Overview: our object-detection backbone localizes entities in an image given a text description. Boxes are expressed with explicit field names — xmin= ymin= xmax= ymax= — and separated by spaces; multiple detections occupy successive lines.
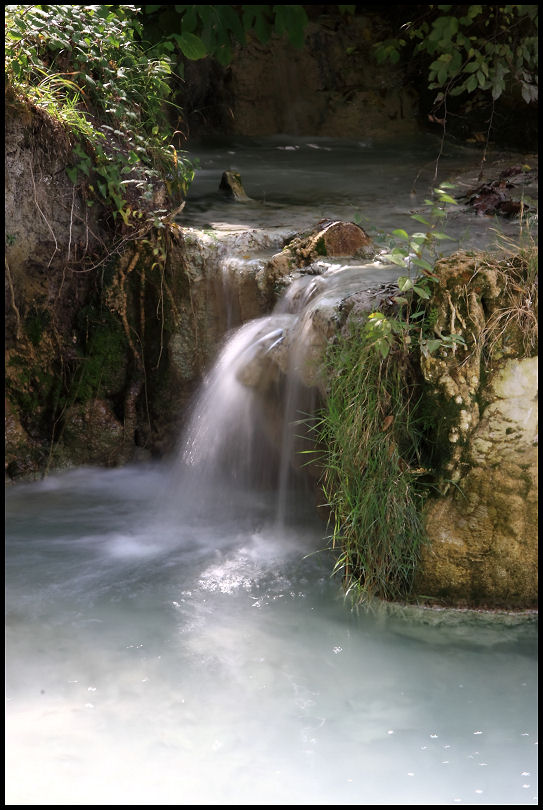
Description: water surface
xmin=182 ymin=133 xmax=531 ymax=253
xmin=5 ymin=465 xmax=537 ymax=805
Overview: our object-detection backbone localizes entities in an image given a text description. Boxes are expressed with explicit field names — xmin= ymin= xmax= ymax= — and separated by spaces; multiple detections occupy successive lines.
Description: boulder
xmin=62 ymin=399 xmax=125 ymax=466
xmin=219 ymin=170 xmax=253 ymax=202
xmin=268 ymin=220 xmax=374 ymax=283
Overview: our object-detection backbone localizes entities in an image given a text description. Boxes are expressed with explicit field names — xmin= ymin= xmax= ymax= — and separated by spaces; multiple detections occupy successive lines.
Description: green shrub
xmin=5 ymin=4 xmax=194 ymax=227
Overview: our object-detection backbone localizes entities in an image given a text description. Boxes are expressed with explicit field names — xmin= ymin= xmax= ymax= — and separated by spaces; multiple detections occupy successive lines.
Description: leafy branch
xmin=363 ymin=184 xmax=467 ymax=360
xmin=375 ymin=5 xmax=538 ymax=104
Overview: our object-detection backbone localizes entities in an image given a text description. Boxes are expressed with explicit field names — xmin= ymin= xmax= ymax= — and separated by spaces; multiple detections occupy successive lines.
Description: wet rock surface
xmin=219 ymin=170 xmax=253 ymax=202
xmin=268 ymin=220 xmax=375 ymax=286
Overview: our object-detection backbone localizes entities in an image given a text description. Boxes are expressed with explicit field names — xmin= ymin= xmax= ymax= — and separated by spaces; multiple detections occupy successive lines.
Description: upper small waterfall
xmin=179 ymin=314 xmax=293 ymax=488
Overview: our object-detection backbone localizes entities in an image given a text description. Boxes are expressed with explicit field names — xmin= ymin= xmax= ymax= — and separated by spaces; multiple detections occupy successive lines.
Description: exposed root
xmin=5 ymin=256 xmax=22 ymax=341
xmin=30 ymin=159 xmax=58 ymax=267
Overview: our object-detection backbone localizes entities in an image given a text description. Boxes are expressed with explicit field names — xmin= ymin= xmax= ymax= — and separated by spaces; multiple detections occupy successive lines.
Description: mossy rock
xmin=61 ymin=398 xmax=126 ymax=466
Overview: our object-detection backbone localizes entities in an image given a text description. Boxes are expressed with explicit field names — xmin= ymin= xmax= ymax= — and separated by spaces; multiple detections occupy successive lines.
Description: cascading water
xmin=5 ymin=136 xmax=537 ymax=806
xmin=178 ymin=316 xmax=288 ymax=490
xmin=170 ymin=252 xmax=402 ymax=527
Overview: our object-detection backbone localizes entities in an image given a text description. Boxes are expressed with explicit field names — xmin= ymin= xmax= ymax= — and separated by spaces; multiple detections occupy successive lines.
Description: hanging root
xmin=108 ymin=247 xmax=143 ymax=369
xmin=5 ymin=257 xmax=22 ymax=341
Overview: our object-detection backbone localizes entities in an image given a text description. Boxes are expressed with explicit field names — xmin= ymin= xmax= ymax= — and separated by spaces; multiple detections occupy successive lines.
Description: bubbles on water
xmin=198 ymin=554 xmax=257 ymax=595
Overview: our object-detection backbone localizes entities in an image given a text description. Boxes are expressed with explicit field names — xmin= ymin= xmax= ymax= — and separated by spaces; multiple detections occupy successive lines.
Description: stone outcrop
xmin=180 ymin=13 xmax=419 ymax=139
xmin=231 ymin=246 xmax=538 ymax=609
xmin=61 ymin=398 xmax=126 ymax=466
xmin=416 ymin=356 xmax=537 ymax=608
xmin=267 ymin=220 xmax=374 ymax=285
xmin=219 ymin=170 xmax=253 ymax=202
xmin=411 ymin=252 xmax=538 ymax=607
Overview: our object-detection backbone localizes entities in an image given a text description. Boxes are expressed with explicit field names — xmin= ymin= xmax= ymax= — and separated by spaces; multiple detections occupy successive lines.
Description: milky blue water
xmin=5 ymin=465 xmax=537 ymax=805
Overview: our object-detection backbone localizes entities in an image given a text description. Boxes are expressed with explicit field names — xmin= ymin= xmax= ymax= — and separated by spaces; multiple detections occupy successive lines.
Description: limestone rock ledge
xmin=416 ymin=356 xmax=538 ymax=608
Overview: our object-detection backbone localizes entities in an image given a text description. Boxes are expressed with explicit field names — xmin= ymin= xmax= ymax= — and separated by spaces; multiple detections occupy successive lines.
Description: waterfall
xmin=169 ymin=245 xmax=401 ymax=527
xmin=180 ymin=315 xmax=291 ymax=485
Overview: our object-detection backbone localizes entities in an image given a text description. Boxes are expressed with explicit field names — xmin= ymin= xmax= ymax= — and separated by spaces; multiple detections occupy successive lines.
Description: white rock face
xmin=472 ymin=357 xmax=538 ymax=461
xmin=417 ymin=356 xmax=538 ymax=608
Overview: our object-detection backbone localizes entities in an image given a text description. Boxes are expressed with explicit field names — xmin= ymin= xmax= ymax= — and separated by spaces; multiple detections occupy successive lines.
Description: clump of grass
xmin=316 ymin=322 xmax=429 ymax=605
xmin=482 ymin=233 xmax=538 ymax=359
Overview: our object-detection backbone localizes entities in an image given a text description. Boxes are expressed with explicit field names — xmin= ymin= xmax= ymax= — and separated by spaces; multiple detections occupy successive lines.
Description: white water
xmin=5 ymin=136 xmax=537 ymax=805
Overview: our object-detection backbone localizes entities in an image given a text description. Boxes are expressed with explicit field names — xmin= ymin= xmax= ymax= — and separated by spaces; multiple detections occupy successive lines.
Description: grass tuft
xmin=315 ymin=322 xmax=429 ymax=605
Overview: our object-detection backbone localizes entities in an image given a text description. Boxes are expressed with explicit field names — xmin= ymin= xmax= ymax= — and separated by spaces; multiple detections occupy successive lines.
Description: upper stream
xmin=5 ymin=135 xmax=537 ymax=806
xmin=182 ymin=133 xmax=534 ymax=247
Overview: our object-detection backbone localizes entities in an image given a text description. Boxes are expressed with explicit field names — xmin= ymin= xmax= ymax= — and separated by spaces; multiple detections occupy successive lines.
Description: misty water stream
xmin=5 ymin=136 xmax=537 ymax=805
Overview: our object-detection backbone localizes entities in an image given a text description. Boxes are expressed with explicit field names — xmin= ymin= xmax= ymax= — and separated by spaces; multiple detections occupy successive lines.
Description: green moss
xmin=416 ymin=383 xmax=465 ymax=470
xmin=315 ymin=236 xmax=327 ymax=256
xmin=73 ymin=308 xmax=128 ymax=402
xmin=24 ymin=307 xmax=51 ymax=347
xmin=6 ymin=352 xmax=62 ymax=432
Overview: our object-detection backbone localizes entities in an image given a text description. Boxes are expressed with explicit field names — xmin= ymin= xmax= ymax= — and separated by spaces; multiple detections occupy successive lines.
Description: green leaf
xmin=377 ymin=340 xmax=390 ymax=359
xmin=387 ymin=255 xmax=408 ymax=267
xmin=410 ymin=214 xmax=431 ymax=225
xmin=412 ymin=285 xmax=431 ymax=299
xmin=398 ymin=276 xmax=414 ymax=291
xmin=423 ymin=339 xmax=443 ymax=354
xmin=392 ymin=229 xmax=409 ymax=239
xmin=449 ymin=83 xmax=467 ymax=96
xmin=216 ymin=5 xmax=245 ymax=43
xmin=411 ymin=256 xmax=435 ymax=272
xmin=434 ymin=191 xmax=458 ymax=205
xmin=215 ymin=43 xmax=232 ymax=66
xmin=273 ymin=4 xmax=308 ymax=48
xmin=173 ymin=31 xmax=207 ymax=60
xmin=66 ymin=166 xmax=78 ymax=184
xmin=243 ymin=6 xmax=273 ymax=43
xmin=468 ymin=5 xmax=483 ymax=19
